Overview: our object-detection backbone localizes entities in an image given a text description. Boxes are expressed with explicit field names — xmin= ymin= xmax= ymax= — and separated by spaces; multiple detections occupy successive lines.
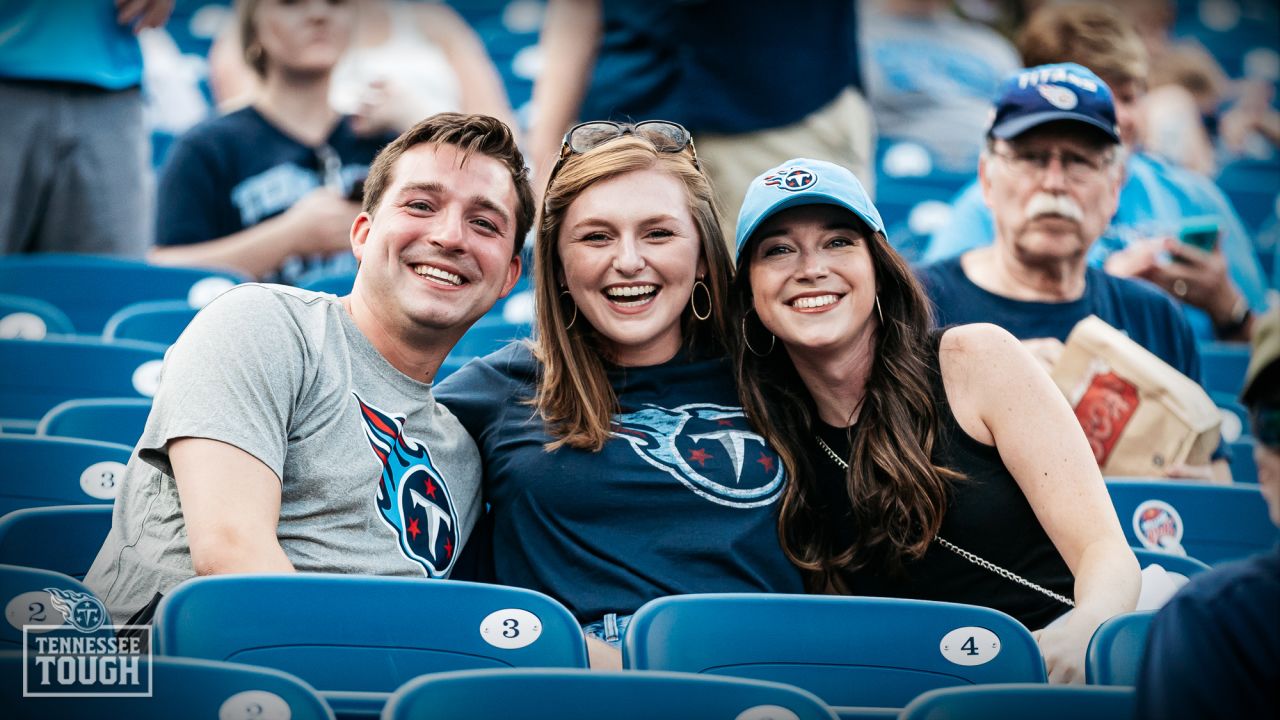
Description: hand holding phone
xmin=1176 ymin=215 xmax=1220 ymax=256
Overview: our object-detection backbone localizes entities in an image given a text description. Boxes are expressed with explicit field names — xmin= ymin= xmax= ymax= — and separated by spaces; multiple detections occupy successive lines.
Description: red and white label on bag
xmin=1072 ymin=370 xmax=1139 ymax=466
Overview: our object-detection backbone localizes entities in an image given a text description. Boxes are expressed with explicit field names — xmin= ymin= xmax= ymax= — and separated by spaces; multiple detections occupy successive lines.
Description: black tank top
xmin=812 ymin=331 xmax=1074 ymax=630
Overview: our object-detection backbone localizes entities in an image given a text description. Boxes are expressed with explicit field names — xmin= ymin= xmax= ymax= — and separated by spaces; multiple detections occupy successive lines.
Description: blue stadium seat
xmin=0 ymin=565 xmax=107 ymax=649
xmin=1230 ymin=438 xmax=1259 ymax=483
xmin=449 ymin=317 xmax=532 ymax=361
xmin=1132 ymin=547 xmax=1211 ymax=578
xmin=155 ymin=575 xmax=589 ymax=695
xmin=0 ymin=435 xmax=131 ymax=516
xmin=0 ymin=505 xmax=113 ymax=580
xmin=37 ymin=398 xmax=152 ymax=448
xmin=1197 ymin=342 xmax=1251 ymax=396
xmin=1086 ymin=611 xmax=1156 ymax=686
xmin=901 ymin=683 xmax=1134 ymax=720
xmin=384 ymin=668 xmax=839 ymax=720
xmin=1210 ymin=391 xmax=1249 ymax=443
xmin=0 ymin=294 xmax=74 ymax=341
xmin=623 ymin=594 xmax=1046 ymax=708
xmin=0 ymin=254 xmax=242 ymax=335
xmin=1106 ymin=479 xmax=1278 ymax=564
xmin=1 ymin=653 xmax=334 ymax=720
xmin=0 ymin=337 xmax=165 ymax=430
xmin=103 ymin=299 xmax=200 ymax=346
xmin=299 ymin=269 xmax=357 ymax=296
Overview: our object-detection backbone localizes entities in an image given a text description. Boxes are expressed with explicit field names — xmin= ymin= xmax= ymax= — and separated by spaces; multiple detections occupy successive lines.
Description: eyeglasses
xmin=991 ymin=145 xmax=1113 ymax=184
xmin=546 ymin=120 xmax=700 ymax=187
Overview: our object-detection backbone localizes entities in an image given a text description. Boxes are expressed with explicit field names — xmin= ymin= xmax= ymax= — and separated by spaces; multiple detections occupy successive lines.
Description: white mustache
xmin=1026 ymin=193 xmax=1084 ymax=222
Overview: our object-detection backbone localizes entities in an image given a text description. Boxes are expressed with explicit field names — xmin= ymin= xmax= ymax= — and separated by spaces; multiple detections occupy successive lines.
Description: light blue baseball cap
xmin=734 ymin=158 xmax=884 ymax=261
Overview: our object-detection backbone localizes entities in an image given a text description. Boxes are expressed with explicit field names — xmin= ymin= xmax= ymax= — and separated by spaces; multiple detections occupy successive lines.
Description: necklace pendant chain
xmin=813 ymin=435 xmax=1074 ymax=608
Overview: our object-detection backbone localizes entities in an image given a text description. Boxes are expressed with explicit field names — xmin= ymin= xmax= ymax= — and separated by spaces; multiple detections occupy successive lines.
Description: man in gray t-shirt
xmin=86 ymin=113 xmax=536 ymax=624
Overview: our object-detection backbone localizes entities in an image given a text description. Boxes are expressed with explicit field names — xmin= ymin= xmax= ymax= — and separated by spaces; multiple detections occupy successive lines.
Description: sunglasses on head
xmin=546 ymin=120 xmax=700 ymax=189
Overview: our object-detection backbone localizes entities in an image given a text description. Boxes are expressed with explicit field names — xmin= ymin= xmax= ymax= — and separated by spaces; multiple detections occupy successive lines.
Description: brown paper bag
xmin=1049 ymin=315 xmax=1221 ymax=477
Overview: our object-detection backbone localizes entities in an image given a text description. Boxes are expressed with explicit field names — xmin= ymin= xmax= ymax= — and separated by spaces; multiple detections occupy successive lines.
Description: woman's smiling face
xmin=557 ymin=167 xmax=705 ymax=366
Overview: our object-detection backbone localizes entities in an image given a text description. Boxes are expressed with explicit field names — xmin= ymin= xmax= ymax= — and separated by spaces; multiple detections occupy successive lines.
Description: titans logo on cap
xmin=1037 ymin=84 xmax=1079 ymax=110
xmin=763 ymin=167 xmax=817 ymax=192
xmin=355 ymin=393 xmax=459 ymax=577
xmin=612 ymin=403 xmax=785 ymax=508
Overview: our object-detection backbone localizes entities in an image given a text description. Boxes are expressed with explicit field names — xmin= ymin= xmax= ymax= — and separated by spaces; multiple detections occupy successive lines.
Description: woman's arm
xmin=939 ymin=323 xmax=1140 ymax=683
xmin=415 ymin=3 xmax=518 ymax=134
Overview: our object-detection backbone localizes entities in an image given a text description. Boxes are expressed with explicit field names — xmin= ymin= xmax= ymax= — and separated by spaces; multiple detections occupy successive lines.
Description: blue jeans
xmin=581 ymin=612 xmax=632 ymax=649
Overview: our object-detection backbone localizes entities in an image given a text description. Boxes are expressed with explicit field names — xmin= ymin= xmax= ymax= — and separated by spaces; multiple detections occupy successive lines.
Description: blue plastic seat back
xmin=901 ymin=683 xmax=1134 ymax=720
xmin=1106 ymin=479 xmax=1279 ymax=564
xmin=299 ymin=270 xmax=357 ymax=296
xmin=1 ymin=653 xmax=334 ymax=720
xmin=1131 ymin=548 xmax=1210 ymax=578
xmin=1197 ymin=342 xmax=1251 ymax=396
xmin=0 ymin=254 xmax=242 ymax=335
xmin=0 ymin=435 xmax=131 ymax=516
xmin=36 ymin=398 xmax=152 ymax=448
xmin=1229 ymin=438 xmax=1259 ymax=484
xmin=155 ymin=575 xmax=589 ymax=693
xmin=449 ymin=318 xmax=532 ymax=362
xmin=0 ymin=565 xmax=110 ymax=649
xmin=1086 ymin=611 xmax=1156 ymax=686
xmin=0 ymin=337 xmax=165 ymax=429
xmin=385 ymin=668 xmax=838 ymax=720
xmin=103 ymin=299 xmax=200 ymax=347
xmin=0 ymin=505 xmax=113 ymax=580
xmin=623 ymin=593 xmax=1046 ymax=708
xmin=0 ymin=294 xmax=74 ymax=341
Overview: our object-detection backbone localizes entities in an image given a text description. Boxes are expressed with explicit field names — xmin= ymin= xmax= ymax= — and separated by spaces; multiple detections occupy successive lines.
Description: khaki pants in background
xmin=698 ymin=87 xmax=877 ymax=247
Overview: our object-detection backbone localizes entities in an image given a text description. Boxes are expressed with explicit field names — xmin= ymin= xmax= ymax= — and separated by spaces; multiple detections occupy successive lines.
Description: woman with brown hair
xmin=435 ymin=122 xmax=802 ymax=665
xmin=730 ymin=157 xmax=1139 ymax=683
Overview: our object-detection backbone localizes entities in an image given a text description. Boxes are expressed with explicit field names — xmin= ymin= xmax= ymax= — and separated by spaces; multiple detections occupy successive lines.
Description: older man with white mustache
xmin=918 ymin=63 xmax=1227 ymax=481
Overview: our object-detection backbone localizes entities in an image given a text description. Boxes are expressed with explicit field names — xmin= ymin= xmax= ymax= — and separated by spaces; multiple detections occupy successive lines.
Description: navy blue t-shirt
xmin=434 ymin=342 xmax=803 ymax=622
xmin=1136 ymin=545 xmax=1280 ymax=718
xmin=582 ymin=0 xmax=861 ymax=134
xmin=916 ymin=257 xmax=1201 ymax=382
xmin=155 ymin=106 xmax=393 ymax=284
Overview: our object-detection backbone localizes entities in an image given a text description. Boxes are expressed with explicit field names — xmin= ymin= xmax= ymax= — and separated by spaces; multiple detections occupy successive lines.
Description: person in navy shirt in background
xmin=916 ymin=62 xmax=1228 ymax=481
xmin=435 ymin=121 xmax=802 ymax=669
xmin=1136 ymin=307 xmax=1280 ymax=717
xmin=150 ymin=0 xmax=394 ymax=284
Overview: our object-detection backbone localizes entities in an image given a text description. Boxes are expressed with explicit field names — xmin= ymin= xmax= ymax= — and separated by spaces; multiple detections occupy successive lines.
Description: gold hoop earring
xmin=875 ymin=295 xmax=884 ymax=325
xmin=690 ymin=279 xmax=712 ymax=321
xmin=560 ymin=289 xmax=578 ymax=330
xmin=742 ymin=311 xmax=775 ymax=357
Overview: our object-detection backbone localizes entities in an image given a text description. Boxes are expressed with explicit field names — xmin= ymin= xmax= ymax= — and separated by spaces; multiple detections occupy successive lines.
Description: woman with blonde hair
xmin=436 ymin=122 xmax=802 ymax=665
xmin=731 ymin=158 xmax=1140 ymax=683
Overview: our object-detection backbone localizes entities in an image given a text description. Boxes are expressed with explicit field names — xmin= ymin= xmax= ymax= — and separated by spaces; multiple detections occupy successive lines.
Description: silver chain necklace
xmin=814 ymin=434 xmax=1074 ymax=608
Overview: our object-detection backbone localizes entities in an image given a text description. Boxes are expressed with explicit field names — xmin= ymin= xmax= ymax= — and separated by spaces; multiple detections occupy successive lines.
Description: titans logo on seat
xmin=612 ymin=403 xmax=784 ymax=508
xmin=355 ymin=394 xmax=458 ymax=577
xmin=763 ymin=167 xmax=817 ymax=192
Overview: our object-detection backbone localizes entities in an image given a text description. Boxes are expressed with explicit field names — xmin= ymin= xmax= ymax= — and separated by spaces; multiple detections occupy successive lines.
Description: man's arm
xmin=170 ymin=437 xmax=295 ymax=576
xmin=526 ymin=0 xmax=602 ymax=198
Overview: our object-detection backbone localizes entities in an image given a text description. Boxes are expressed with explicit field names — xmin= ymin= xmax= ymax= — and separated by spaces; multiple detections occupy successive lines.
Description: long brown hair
xmin=732 ymin=218 xmax=962 ymax=592
xmin=532 ymin=136 xmax=734 ymax=451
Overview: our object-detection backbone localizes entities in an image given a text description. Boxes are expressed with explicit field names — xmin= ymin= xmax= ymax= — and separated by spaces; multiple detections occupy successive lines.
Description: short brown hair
xmin=532 ymin=136 xmax=733 ymax=451
xmin=235 ymin=0 xmax=268 ymax=78
xmin=362 ymin=112 xmax=535 ymax=255
xmin=1017 ymin=3 xmax=1149 ymax=88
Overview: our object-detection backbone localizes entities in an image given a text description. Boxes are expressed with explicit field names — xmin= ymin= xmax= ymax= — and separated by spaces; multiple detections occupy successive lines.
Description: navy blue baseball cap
xmin=734 ymin=158 xmax=884 ymax=260
xmin=987 ymin=62 xmax=1120 ymax=143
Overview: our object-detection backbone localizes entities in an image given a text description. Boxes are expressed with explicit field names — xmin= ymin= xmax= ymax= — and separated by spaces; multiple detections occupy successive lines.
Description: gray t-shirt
xmin=85 ymin=284 xmax=481 ymax=623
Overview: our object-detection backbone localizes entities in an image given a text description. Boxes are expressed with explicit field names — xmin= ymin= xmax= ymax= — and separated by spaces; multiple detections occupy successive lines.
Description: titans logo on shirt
xmin=612 ymin=403 xmax=785 ymax=508
xmin=354 ymin=393 xmax=459 ymax=577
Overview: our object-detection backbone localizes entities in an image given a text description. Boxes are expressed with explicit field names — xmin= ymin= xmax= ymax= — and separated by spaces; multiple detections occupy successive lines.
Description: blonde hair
xmin=1017 ymin=2 xmax=1149 ymax=87
xmin=531 ymin=136 xmax=733 ymax=451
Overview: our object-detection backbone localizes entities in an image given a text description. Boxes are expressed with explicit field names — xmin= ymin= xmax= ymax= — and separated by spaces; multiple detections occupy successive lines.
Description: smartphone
xmin=1177 ymin=215 xmax=1220 ymax=253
